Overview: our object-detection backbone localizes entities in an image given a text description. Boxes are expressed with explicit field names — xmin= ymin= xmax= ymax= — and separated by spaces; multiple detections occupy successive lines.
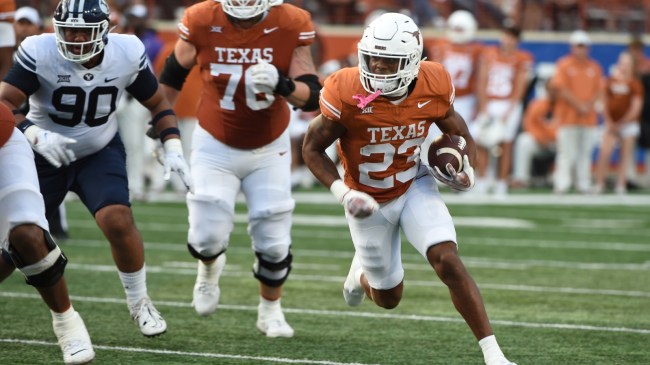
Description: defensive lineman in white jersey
xmin=14 ymin=33 xmax=145 ymax=158
xmin=0 ymin=0 xmax=192 ymax=339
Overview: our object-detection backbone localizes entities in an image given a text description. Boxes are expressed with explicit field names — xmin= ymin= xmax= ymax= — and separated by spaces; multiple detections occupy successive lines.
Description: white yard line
xmin=0 ymin=338 xmax=378 ymax=365
xmin=102 ymin=191 xmax=650 ymax=206
xmin=1 ymin=292 xmax=649 ymax=335
xmin=27 ymin=262 xmax=650 ymax=298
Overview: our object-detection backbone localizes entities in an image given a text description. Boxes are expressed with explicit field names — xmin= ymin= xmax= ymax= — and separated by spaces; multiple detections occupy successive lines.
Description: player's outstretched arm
xmin=141 ymin=88 xmax=194 ymax=192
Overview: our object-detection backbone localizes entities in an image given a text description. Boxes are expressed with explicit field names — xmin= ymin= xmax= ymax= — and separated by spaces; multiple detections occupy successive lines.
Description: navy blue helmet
xmin=53 ymin=0 xmax=111 ymax=63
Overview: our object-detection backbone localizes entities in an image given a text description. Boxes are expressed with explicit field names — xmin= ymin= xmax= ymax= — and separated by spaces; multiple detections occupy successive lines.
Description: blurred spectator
xmin=428 ymin=10 xmax=482 ymax=138
xmin=593 ymin=52 xmax=643 ymax=194
xmin=473 ymin=23 xmax=533 ymax=196
xmin=322 ymin=0 xmax=361 ymax=24
xmin=544 ymin=0 xmax=584 ymax=31
xmin=0 ymin=0 xmax=15 ymax=79
xmin=550 ymin=30 xmax=605 ymax=194
xmin=512 ymin=80 xmax=558 ymax=188
xmin=13 ymin=6 xmax=42 ymax=44
xmin=628 ymin=37 xmax=650 ymax=187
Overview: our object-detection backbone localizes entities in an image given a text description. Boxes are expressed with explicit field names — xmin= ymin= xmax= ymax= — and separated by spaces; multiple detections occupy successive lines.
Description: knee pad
xmin=7 ymin=230 xmax=68 ymax=288
xmin=253 ymin=246 xmax=292 ymax=287
xmin=187 ymin=193 xmax=233 ymax=258
xmin=248 ymin=201 xmax=294 ymax=249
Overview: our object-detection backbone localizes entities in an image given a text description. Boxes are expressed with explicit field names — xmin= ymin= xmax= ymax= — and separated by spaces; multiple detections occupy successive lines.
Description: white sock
xmin=118 ymin=265 xmax=148 ymax=306
xmin=197 ymin=259 xmax=220 ymax=283
xmin=479 ymin=335 xmax=505 ymax=361
xmin=51 ymin=306 xmax=76 ymax=323
xmin=259 ymin=296 xmax=281 ymax=309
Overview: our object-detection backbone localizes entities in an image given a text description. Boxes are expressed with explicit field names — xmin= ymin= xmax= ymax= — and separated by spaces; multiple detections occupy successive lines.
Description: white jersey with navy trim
xmin=14 ymin=33 xmax=149 ymax=159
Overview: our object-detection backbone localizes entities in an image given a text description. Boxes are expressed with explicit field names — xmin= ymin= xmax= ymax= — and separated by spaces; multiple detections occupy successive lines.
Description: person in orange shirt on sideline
xmin=549 ymin=30 xmax=605 ymax=194
xmin=593 ymin=52 xmax=643 ymax=194
xmin=426 ymin=10 xmax=482 ymax=140
xmin=474 ymin=23 xmax=533 ymax=196
xmin=512 ymin=80 xmax=558 ymax=188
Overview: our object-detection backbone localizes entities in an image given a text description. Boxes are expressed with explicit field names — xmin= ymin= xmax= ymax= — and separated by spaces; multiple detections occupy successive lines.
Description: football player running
xmin=302 ymin=13 xmax=517 ymax=365
xmin=0 ymin=0 xmax=193 ymax=337
xmin=159 ymin=0 xmax=321 ymax=337
xmin=0 ymin=102 xmax=94 ymax=365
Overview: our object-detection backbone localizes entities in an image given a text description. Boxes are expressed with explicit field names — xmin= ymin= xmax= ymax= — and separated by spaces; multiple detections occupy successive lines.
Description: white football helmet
xmin=52 ymin=0 xmax=111 ymax=63
xmin=357 ymin=12 xmax=423 ymax=96
xmin=220 ymin=0 xmax=281 ymax=19
xmin=446 ymin=10 xmax=477 ymax=44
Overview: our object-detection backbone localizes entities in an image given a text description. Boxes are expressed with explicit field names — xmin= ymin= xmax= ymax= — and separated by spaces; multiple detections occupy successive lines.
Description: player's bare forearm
xmin=436 ymin=106 xmax=476 ymax=164
xmin=302 ymin=114 xmax=344 ymax=188
xmin=160 ymin=84 xmax=180 ymax=108
xmin=0 ymin=83 xmax=27 ymax=122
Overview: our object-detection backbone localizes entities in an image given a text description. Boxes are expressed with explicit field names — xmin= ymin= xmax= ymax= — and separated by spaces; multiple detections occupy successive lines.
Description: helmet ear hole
xmin=53 ymin=0 xmax=111 ymax=63
xmin=357 ymin=12 xmax=423 ymax=96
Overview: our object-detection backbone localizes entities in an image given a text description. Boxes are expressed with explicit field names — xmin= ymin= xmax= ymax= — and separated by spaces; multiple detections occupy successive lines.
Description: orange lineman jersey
xmin=179 ymin=2 xmax=315 ymax=149
xmin=429 ymin=39 xmax=482 ymax=97
xmin=320 ymin=62 xmax=454 ymax=203
xmin=482 ymin=46 xmax=533 ymax=100
xmin=0 ymin=0 xmax=14 ymax=22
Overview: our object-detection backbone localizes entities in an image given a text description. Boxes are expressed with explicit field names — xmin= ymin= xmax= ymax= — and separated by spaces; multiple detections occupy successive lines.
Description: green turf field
xmin=1 ymin=193 xmax=649 ymax=364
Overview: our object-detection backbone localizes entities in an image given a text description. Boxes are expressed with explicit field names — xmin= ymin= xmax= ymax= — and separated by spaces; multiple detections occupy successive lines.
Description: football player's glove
xmin=23 ymin=125 xmax=76 ymax=168
xmin=249 ymin=60 xmax=295 ymax=96
xmin=330 ymin=180 xmax=379 ymax=218
xmin=161 ymin=138 xmax=194 ymax=193
xmin=250 ymin=60 xmax=279 ymax=94
xmin=429 ymin=155 xmax=475 ymax=191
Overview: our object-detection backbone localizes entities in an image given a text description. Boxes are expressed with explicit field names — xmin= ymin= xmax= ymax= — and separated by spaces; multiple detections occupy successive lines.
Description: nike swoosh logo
xmin=104 ymin=77 xmax=118 ymax=82
xmin=264 ymin=27 xmax=279 ymax=34
xmin=418 ymin=100 xmax=431 ymax=108
xmin=70 ymin=349 xmax=88 ymax=356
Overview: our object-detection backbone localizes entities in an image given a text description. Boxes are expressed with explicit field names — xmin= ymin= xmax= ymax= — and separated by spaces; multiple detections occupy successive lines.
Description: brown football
xmin=427 ymin=134 xmax=467 ymax=174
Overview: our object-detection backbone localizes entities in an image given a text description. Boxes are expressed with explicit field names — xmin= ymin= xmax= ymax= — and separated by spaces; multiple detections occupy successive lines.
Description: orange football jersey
xmin=179 ymin=2 xmax=315 ymax=149
xmin=429 ymin=39 xmax=483 ymax=97
xmin=320 ymin=62 xmax=454 ymax=203
xmin=481 ymin=46 xmax=533 ymax=100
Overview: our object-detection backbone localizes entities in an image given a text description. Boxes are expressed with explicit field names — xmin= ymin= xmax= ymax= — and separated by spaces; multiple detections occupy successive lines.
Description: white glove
xmin=161 ymin=138 xmax=194 ymax=192
xmin=23 ymin=125 xmax=76 ymax=168
xmin=249 ymin=60 xmax=279 ymax=94
xmin=429 ymin=155 xmax=475 ymax=192
xmin=330 ymin=179 xmax=379 ymax=218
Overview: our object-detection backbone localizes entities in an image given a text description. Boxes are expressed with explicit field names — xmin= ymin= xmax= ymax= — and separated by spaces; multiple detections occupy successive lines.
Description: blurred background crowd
xmin=14 ymin=0 xmax=650 ymax=32
xmin=8 ymin=0 xmax=650 ymax=199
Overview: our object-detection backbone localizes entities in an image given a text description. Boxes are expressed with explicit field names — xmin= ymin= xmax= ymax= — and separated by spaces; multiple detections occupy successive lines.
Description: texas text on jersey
xmin=320 ymin=62 xmax=455 ymax=203
xmin=179 ymin=1 xmax=315 ymax=149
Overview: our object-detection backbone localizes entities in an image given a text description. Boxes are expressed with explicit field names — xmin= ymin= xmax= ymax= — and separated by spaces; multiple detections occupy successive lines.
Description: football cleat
xmin=342 ymin=254 xmax=365 ymax=307
xmin=129 ymin=297 xmax=167 ymax=337
xmin=52 ymin=311 xmax=95 ymax=365
xmin=256 ymin=303 xmax=294 ymax=338
xmin=192 ymin=254 xmax=226 ymax=316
